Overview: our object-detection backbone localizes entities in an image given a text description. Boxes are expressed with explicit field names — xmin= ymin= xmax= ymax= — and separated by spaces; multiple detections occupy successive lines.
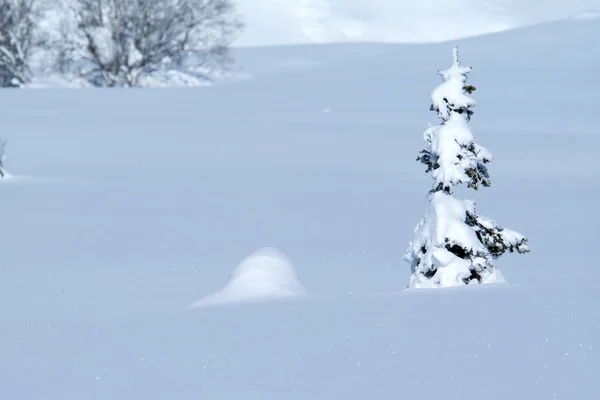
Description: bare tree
xmin=0 ymin=138 xmax=7 ymax=177
xmin=67 ymin=0 xmax=242 ymax=87
xmin=0 ymin=0 xmax=43 ymax=87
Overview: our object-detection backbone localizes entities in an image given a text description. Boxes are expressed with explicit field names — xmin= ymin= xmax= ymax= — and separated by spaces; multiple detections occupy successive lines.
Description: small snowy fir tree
xmin=404 ymin=47 xmax=529 ymax=289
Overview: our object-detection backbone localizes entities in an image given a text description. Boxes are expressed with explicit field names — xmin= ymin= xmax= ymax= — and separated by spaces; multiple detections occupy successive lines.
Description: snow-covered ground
xmin=1 ymin=16 xmax=599 ymax=400
xmin=236 ymin=0 xmax=600 ymax=45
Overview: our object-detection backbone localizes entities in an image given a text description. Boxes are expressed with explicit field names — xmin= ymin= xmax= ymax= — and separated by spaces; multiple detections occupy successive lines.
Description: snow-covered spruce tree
xmin=404 ymin=47 xmax=529 ymax=289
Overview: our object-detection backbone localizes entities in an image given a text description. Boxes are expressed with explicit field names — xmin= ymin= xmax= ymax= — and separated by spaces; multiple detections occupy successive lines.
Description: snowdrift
xmin=189 ymin=248 xmax=307 ymax=307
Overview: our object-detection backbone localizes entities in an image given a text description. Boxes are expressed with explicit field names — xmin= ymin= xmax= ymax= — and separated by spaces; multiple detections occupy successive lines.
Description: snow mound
xmin=189 ymin=247 xmax=307 ymax=308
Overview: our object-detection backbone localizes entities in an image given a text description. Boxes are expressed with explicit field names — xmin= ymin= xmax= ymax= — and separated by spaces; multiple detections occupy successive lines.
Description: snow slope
xmin=236 ymin=0 xmax=600 ymax=45
xmin=1 ymin=17 xmax=599 ymax=400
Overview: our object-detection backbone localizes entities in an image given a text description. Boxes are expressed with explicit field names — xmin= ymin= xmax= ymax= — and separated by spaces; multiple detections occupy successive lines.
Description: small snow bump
xmin=188 ymin=247 xmax=306 ymax=308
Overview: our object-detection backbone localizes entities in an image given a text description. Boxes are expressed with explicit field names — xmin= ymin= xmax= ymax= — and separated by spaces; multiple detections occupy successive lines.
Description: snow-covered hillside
xmin=237 ymin=0 xmax=600 ymax=45
xmin=1 ymin=16 xmax=599 ymax=400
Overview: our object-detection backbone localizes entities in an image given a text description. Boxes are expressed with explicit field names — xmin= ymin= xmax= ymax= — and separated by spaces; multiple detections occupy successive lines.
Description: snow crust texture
xmin=189 ymin=247 xmax=306 ymax=307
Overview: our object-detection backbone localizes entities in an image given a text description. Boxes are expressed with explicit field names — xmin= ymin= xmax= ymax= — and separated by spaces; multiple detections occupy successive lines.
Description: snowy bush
xmin=0 ymin=0 xmax=46 ymax=87
xmin=58 ymin=0 xmax=243 ymax=87
xmin=405 ymin=47 xmax=529 ymax=289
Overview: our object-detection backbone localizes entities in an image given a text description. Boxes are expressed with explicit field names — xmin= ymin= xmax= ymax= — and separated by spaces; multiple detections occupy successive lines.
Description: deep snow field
xmin=1 ymin=15 xmax=600 ymax=400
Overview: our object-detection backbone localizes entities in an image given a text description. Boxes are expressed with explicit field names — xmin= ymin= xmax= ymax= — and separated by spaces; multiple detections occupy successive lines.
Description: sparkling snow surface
xmin=1 ymin=18 xmax=599 ymax=400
